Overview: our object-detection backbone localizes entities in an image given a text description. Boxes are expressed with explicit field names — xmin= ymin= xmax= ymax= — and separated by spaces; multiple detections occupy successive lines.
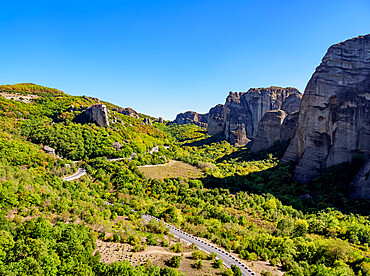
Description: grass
xmin=138 ymin=161 xmax=203 ymax=180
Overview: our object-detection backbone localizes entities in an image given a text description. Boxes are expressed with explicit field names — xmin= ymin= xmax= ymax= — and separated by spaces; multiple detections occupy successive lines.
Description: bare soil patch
xmin=0 ymin=92 xmax=40 ymax=103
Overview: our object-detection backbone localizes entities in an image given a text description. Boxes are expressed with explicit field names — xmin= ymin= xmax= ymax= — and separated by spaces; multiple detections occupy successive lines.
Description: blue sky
xmin=0 ymin=0 xmax=369 ymax=119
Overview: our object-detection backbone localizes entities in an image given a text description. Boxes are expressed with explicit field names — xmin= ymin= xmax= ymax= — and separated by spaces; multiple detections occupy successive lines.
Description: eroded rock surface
xmin=224 ymin=87 xmax=301 ymax=146
xmin=282 ymin=35 xmax=370 ymax=184
xmin=207 ymin=104 xmax=224 ymax=135
xmin=83 ymin=104 xmax=109 ymax=127
xmin=251 ymin=110 xmax=288 ymax=152
xmin=349 ymin=159 xmax=370 ymax=199
xmin=173 ymin=111 xmax=208 ymax=128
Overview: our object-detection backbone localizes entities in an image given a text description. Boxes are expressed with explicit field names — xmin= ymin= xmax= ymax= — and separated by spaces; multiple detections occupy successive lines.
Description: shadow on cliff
xmin=183 ymin=132 xmax=225 ymax=147
xmin=216 ymin=140 xmax=289 ymax=163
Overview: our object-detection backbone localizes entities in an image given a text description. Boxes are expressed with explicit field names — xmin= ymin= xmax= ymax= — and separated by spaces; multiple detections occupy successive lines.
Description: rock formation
xmin=251 ymin=110 xmax=288 ymax=152
xmin=43 ymin=145 xmax=55 ymax=156
xmin=173 ymin=111 xmax=208 ymax=128
xmin=207 ymin=104 xmax=224 ymax=135
xmin=282 ymin=34 xmax=370 ymax=184
xmin=112 ymin=107 xmax=140 ymax=119
xmin=76 ymin=104 xmax=109 ymax=127
xmin=349 ymin=159 xmax=370 ymax=199
xmin=112 ymin=142 xmax=120 ymax=151
xmin=280 ymin=111 xmax=299 ymax=142
xmin=251 ymin=110 xmax=300 ymax=152
xmin=158 ymin=117 xmax=164 ymax=124
xmin=281 ymin=94 xmax=303 ymax=114
xmin=224 ymin=87 xmax=301 ymax=146
xmin=143 ymin=117 xmax=152 ymax=125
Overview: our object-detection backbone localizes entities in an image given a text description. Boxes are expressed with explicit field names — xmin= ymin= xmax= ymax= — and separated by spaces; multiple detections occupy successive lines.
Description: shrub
xmin=170 ymin=243 xmax=183 ymax=253
xmin=213 ymin=258 xmax=223 ymax=268
xmin=166 ymin=256 xmax=181 ymax=268
xmin=192 ymin=260 xmax=203 ymax=270
xmin=192 ymin=250 xmax=207 ymax=260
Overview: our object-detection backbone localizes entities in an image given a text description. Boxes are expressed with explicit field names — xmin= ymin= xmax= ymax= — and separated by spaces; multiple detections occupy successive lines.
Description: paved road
xmin=62 ymin=168 xmax=86 ymax=181
xmin=142 ymin=214 xmax=256 ymax=276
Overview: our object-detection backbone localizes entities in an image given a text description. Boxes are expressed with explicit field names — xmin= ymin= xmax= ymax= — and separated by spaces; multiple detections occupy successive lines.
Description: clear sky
xmin=0 ymin=0 xmax=369 ymax=119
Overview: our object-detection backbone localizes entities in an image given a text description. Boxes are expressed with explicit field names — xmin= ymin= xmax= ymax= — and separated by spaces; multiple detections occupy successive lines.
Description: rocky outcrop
xmin=251 ymin=110 xmax=288 ymax=152
xmin=112 ymin=107 xmax=140 ymax=119
xmin=224 ymin=87 xmax=301 ymax=146
xmin=43 ymin=145 xmax=55 ymax=156
xmin=143 ymin=117 xmax=152 ymax=125
xmin=76 ymin=104 xmax=109 ymax=127
xmin=112 ymin=142 xmax=120 ymax=151
xmin=173 ymin=111 xmax=208 ymax=128
xmin=282 ymin=35 xmax=370 ymax=184
xmin=158 ymin=117 xmax=164 ymax=124
xmin=207 ymin=104 xmax=224 ymax=135
xmin=349 ymin=160 xmax=370 ymax=199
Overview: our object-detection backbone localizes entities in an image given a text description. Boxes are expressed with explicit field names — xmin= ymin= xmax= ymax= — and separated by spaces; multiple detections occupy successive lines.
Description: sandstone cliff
xmin=173 ymin=111 xmax=208 ymax=128
xmin=282 ymin=35 xmax=370 ymax=184
xmin=224 ymin=87 xmax=301 ymax=146
xmin=207 ymin=104 xmax=224 ymax=135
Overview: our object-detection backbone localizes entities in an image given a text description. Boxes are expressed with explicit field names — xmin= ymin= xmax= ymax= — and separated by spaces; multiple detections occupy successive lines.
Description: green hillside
xmin=0 ymin=84 xmax=369 ymax=276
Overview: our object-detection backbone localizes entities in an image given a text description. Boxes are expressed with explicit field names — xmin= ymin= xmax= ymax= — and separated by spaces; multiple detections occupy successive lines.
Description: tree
xmin=231 ymin=265 xmax=242 ymax=276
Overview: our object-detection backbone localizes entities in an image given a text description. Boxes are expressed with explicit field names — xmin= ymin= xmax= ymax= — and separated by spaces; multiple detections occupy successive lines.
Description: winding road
xmin=142 ymin=214 xmax=256 ymax=276
xmin=62 ymin=168 xmax=86 ymax=181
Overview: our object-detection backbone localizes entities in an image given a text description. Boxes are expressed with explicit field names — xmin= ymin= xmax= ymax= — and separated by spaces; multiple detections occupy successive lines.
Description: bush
xmin=192 ymin=250 xmax=208 ymax=260
xmin=192 ymin=260 xmax=203 ymax=270
xmin=170 ymin=243 xmax=183 ymax=253
xmin=270 ymin=257 xmax=280 ymax=266
xmin=166 ymin=256 xmax=181 ymax=268
xmin=231 ymin=265 xmax=242 ymax=276
xmin=213 ymin=258 xmax=223 ymax=268
xmin=209 ymin=252 xmax=217 ymax=260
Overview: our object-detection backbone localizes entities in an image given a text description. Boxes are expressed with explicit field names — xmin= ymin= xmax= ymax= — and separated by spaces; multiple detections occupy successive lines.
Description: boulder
xmin=224 ymin=87 xmax=301 ymax=146
xmin=112 ymin=142 xmax=120 ymax=151
xmin=158 ymin=117 xmax=164 ymax=124
xmin=43 ymin=145 xmax=55 ymax=156
xmin=251 ymin=110 xmax=288 ymax=152
xmin=282 ymin=34 xmax=370 ymax=184
xmin=207 ymin=104 xmax=224 ymax=135
xmin=173 ymin=111 xmax=208 ymax=128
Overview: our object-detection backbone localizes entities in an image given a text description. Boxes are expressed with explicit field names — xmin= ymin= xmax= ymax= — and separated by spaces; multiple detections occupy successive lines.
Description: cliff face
xmin=77 ymin=104 xmax=109 ymax=127
xmin=282 ymin=35 xmax=370 ymax=184
xmin=173 ymin=111 xmax=208 ymax=128
xmin=251 ymin=110 xmax=288 ymax=151
xmin=207 ymin=104 xmax=224 ymax=135
xmin=224 ymin=87 xmax=301 ymax=146
xmin=349 ymin=159 xmax=370 ymax=199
